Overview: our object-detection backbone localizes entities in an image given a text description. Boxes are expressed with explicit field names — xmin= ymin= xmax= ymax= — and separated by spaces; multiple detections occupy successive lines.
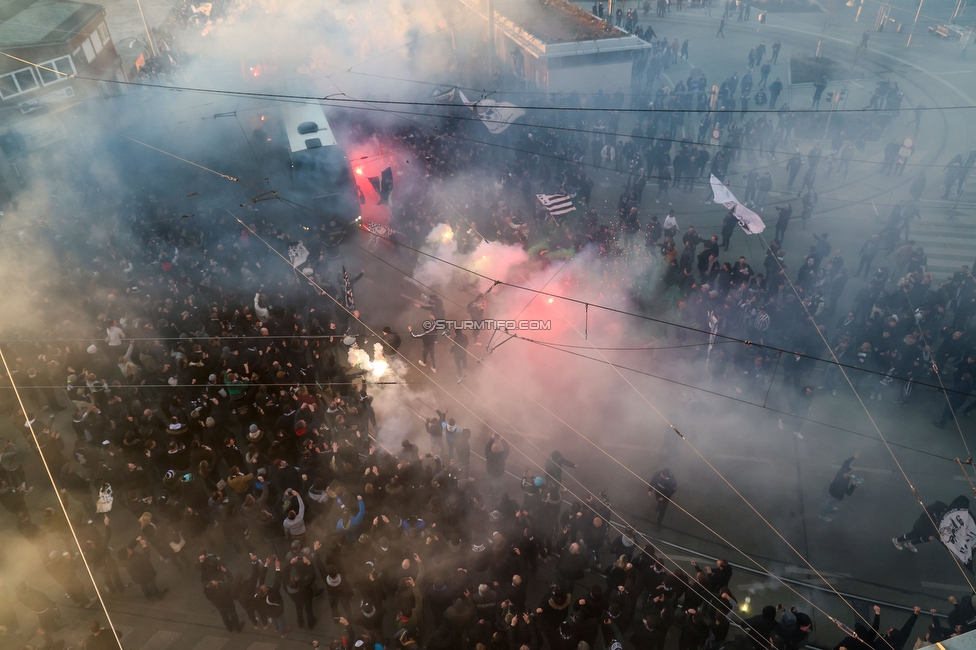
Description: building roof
xmin=0 ymin=0 xmax=103 ymax=49
xmin=476 ymin=0 xmax=628 ymax=44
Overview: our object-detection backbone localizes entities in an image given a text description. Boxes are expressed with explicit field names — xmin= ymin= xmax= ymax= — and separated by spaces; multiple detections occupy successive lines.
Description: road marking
xmin=715 ymin=454 xmax=773 ymax=463
xmin=139 ymin=631 xmax=181 ymax=650
xmin=784 ymin=565 xmax=851 ymax=578
xmin=660 ymin=553 xmax=700 ymax=564
xmin=922 ymin=581 xmax=971 ymax=591
xmin=192 ymin=637 xmax=229 ymax=650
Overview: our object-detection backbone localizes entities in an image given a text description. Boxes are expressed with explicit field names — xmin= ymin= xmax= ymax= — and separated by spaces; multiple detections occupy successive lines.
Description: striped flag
xmin=342 ymin=266 xmax=355 ymax=310
xmin=536 ymin=193 xmax=576 ymax=218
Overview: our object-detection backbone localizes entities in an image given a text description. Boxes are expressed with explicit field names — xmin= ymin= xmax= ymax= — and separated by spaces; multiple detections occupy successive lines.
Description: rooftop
xmin=0 ymin=0 xmax=103 ymax=49
xmin=473 ymin=0 xmax=628 ymax=44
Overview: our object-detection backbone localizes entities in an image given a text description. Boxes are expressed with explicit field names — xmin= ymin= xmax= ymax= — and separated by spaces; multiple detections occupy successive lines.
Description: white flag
xmin=710 ymin=174 xmax=766 ymax=235
xmin=287 ymin=241 xmax=310 ymax=267
xmin=939 ymin=501 xmax=976 ymax=571
xmin=475 ymin=100 xmax=525 ymax=135
xmin=459 ymin=91 xmax=524 ymax=134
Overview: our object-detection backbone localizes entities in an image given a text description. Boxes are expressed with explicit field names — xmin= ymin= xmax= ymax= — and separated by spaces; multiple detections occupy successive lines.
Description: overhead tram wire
xmin=10 ymin=197 xmax=970 ymax=400
xmin=0 ymin=52 xmax=966 ymax=252
xmin=759 ymin=231 xmax=976 ymax=594
xmin=0 ymin=347 xmax=126 ymax=650
xmin=231 ymin=210 xmax=890 ymax=644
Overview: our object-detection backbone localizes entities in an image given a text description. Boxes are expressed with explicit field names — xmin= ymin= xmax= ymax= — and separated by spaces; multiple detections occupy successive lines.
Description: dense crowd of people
xmin=3 ymin=0 xmax=976 ymax=649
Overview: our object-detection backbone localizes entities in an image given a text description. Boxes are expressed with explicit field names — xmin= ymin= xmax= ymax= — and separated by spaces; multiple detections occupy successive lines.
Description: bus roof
xmin=280 ymin=102 xmax=338 ymax=154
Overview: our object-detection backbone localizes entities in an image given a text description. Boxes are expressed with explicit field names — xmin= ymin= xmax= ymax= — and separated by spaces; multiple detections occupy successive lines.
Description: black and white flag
xmin=342 ymin=266 xmax=356 ymax=310
xmin=287 ymin=241 xmax=310 ymax=267
xmin=939 ymin=497 xmax=976 ymax=572
xmin=459 ymin=90 xmax=525 ymax=135
xmin=367 ymin=167 xmax=394 ymax=205
xmin=536 ymin=193 xmax=576 ymax=218
xmin=429 ymin=86 xmax=456 ymax=103
xmin=710 ymin=174 xmax=766 ymax=235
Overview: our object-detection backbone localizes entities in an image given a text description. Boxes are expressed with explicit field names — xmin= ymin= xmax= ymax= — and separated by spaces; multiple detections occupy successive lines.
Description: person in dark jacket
xmin=204 ymin=578 xmax=244 ymax=632
xmin=117 ymin=537 xmax=167 ymax=600
xmin=555 ymin=544 xmax=588 ymax=595
xmin=833 ymin=605 xmax=880 ymax=650
xmin=254 ymin=558 xmax=289 ymax=637
xmin=236 ymin=556 xmax=264 ymax=629
xmin=649 ymin=468 xmax=677 ymax=530
xmin=284 ymin=555 xmax=317 ymax=629
xmin=820 ymin=452 xmax=860 ymax=522
xmin=15 ymin=581 xmax=61 ymax=631
xmin=872 ymin=606 xmax=921 ymax=650
xmin=545 ymin=450 xmax=577 ymax=485
xmin=85 ymin=620 xmax=120 ymax=650
xmin=484 ymin=434 xmax=510 ymax=497
xmin=744 ymin=605 xmax=782 ymax=650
